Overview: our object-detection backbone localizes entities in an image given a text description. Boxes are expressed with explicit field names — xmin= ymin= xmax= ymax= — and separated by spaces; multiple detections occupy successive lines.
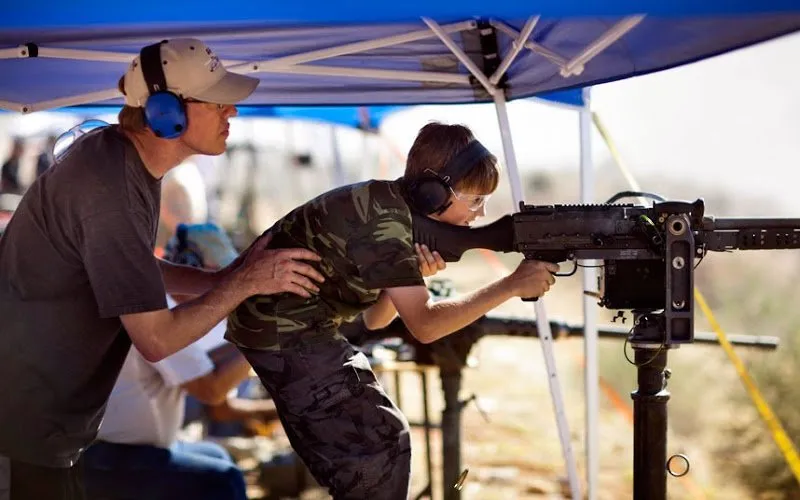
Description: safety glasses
xmin=451 ymin=188 xmax=491 ymax=212
xmin=184 ymin=98 xmax=226 ymax=111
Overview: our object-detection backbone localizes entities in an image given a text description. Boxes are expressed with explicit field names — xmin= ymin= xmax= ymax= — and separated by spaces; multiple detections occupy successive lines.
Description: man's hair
xmin=116 ymin=76 xmax=148 ymax=133
xmin=404 ymin=122 xmax=500 ymax=194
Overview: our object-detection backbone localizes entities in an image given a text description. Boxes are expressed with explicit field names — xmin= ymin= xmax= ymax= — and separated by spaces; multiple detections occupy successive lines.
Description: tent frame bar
xmin=1 ymin=89 xmax=121 ymax=113
xmin=490 ymin=16 xmax=540 ymax=86
xmin=0 ymin=99 xmax=22 ymax=111
xmin=0 ymin=47 xmax=27 ymax=58
xmin=254 ymin=64 xmax=470 ymax=83
xmin=491 ymin=20 xmax=570 ymax=67
xmin=562 ymin=15 xmax=645 ymax=76
xmin=231 ymin=20 xmax=477 ymax=73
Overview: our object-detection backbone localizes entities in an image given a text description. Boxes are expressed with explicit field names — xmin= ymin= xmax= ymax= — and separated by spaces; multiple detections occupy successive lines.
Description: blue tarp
xmin=1 ymin=2 xmax=798 ymax=109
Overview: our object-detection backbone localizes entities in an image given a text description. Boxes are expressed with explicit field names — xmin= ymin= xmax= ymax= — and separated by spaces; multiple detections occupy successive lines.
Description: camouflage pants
xmin=239 ymin=337 xmax=411 ymax=500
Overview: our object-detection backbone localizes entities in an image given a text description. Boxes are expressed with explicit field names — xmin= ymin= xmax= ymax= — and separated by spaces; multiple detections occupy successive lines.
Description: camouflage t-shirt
xmin=226 ymin=180 xmax=424 ymax=351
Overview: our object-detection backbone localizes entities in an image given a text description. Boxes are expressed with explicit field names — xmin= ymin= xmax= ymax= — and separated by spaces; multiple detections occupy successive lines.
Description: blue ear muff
xmin=139 ymin=41 xmax=187 ymax=139
xmin=143 ymin=92 xmax=187 ymax=139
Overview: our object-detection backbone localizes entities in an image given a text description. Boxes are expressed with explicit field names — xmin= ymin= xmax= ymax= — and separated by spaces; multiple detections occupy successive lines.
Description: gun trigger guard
xmin=554 ymin=260 xmax=578 ymax=277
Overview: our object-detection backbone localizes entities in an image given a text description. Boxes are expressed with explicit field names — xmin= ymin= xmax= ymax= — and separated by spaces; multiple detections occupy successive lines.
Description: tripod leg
xmin=631 ymin=346 xmax=670 ymax=500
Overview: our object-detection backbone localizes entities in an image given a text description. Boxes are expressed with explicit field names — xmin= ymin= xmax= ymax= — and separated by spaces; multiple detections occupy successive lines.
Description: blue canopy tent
xmin=1 ymin=2 xmax=798 ymax=111
xmin=2 ymin=2 xmax=800 ymax=498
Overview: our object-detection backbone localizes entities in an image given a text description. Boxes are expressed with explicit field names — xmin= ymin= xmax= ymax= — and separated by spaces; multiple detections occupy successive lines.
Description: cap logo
xmin=206 ymin=54 xmax=221 ymax=73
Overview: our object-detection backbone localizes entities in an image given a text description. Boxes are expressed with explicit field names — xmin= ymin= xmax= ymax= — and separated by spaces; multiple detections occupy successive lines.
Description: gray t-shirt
xmin=0 ymin=125 xmax=167 ymax=467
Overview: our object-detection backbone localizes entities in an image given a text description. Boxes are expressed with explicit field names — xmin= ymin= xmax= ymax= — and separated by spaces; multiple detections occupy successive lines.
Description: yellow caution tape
xmin=694 ymin=290 xmax=800 ymax=481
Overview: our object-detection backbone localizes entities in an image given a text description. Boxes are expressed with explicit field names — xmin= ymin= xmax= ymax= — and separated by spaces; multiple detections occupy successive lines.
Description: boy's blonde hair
xmin=404 ymin=122 xmax=499 ymax=194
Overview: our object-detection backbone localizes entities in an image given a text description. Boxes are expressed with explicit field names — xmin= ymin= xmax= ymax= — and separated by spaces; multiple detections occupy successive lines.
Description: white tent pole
xmin=0 ymin=44 xmax=246 ymax=66
xmin=230 ymin=20 xmax=477 ymax=73
xmin=0 ymin=100 xmax=24 ymax=112
xmin=0 ymin=47 xmax=26 ymax=59
xmin=491 ymin=21 xmax=570 ymax=68
xmin=561 ymin=16 xmax=645 ymax=77
xmin=0 ymin=45 xmax=135 ymax=62
xmin=489 ymin=16 xmax=539 ymax=86
xmin=579 ymin=87 xmax=600 ymax=500
xmin=34 ymin=47 xmax=135 ymax=63
xmin=329 ymin=125 xmax=347 ymax=187
xmin=493 ymin=92 xmax=583 ymax=500
xmin=252 ymin=64 xmax=470 ymax=84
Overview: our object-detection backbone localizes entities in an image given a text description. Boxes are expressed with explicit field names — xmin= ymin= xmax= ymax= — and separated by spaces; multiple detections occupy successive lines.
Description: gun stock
xmin=411 ymin=214 xmax=515 ymax=262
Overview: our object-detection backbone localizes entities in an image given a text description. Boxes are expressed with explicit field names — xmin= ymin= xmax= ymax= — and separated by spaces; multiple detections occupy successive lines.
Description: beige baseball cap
xmin=122 ymin=38 xmax=259 ymax=107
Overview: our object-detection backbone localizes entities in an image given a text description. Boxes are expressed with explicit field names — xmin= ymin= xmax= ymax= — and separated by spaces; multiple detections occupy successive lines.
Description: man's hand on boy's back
xmin=227 ymin=232 xmax=326 ymax=299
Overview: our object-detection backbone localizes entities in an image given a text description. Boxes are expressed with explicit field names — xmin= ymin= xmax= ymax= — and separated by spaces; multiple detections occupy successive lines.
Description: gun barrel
xmin=707 ymin=217 xmax=800 ymax=230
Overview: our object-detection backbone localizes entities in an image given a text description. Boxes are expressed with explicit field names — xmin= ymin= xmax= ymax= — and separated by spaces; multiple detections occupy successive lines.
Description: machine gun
xmin=411 ymin=196 xmax=800 ymax=499
xmin=412 ymin=197 xmax=800 ymax=345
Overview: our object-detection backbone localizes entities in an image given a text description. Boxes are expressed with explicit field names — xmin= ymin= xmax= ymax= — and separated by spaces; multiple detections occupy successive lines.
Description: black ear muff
xmin=406 ymin=140 xmax=493 ymax=215
xmin=140 ymin=41 xmax=187 ymax=139
xmin=406 ymin=175 xmax=452 ymax=215
xmin=438 ymin=140 xmax=492 ymax=187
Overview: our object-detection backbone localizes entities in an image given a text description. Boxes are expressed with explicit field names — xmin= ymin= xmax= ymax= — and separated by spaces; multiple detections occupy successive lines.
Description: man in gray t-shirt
xmin=0 ymin=38 xmax=324 ymax=500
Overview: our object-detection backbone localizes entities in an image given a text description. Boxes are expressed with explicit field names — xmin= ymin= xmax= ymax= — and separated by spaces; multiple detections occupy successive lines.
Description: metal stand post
xmin=630 ymin=345 xmax=670 ymax=500
xmin=440 ymin=370 xmax=463 ymax=500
